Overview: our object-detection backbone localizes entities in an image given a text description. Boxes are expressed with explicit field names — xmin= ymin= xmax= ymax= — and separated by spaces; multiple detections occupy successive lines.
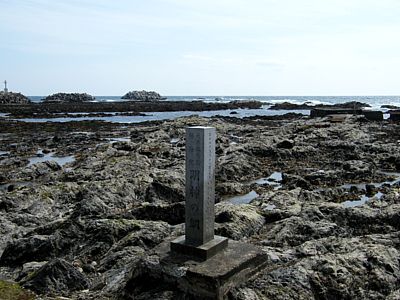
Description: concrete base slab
xmin=155 ymin=239 xmax=268 ymax=299
xmin=170 ymin=235 xmax=228 ymax=260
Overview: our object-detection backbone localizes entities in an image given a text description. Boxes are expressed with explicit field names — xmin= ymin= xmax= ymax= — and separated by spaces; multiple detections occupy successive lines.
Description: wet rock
xmin=28 ymin=161 xmax=62 ymax=177
xmin=253 ymin=188 xmax=303 ymax=222
xmin=217 ymin=150 xmax=262 ymax=182
xmin=282 ymin=173 xmax=312 ymax=190
xmin=380 ymin=155 xmax=400 ymax=171
xmin=145 ymin=171 xmax=185 ymax=204
xmin=22 ymin=258 xmax=90 ymax=295
xmin=112 ymin=141 xmax=137 ymax=151
xmin=128 ymin=202 xmax=185 ymax=225
xmin=343 ymin=160 xmax=373 ymax=177
xmin=215 ymin=203 xmax=265 ymax=240
xmin=17 ymin=261 xmax=47 ymax=281
xmin=236 ymin=234 xmax=399 ymax=300
xmin=366 ymin=184 xmax=376 ymax=196
xmin=261 ymin=215 xmax=340 ymax=247
xmin=0 ymin=198 xmax=16 ymax=211
xmin=0 ymin=234 xmax=70 ymax=267
xmin=304 ymin=169 xmax=343 ymax=187
xmin=276 ymin=139 xmax=294 ymax=149
xmin=73 ymin=196 xmax=110 ymax=217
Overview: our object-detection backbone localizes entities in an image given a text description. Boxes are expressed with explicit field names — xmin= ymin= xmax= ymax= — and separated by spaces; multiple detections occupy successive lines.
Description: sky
xmin=0 ymin=0 xmax=400 ymax=96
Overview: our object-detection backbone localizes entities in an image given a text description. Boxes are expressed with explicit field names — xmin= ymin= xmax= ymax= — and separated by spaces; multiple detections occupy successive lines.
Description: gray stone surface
xmin=182 ymin=241 xmax=267 ymax=299
xmin=171 ymin=126 xmax=228 ymax=260
xmin=156 ymin=239 xmax=267 ymax=299
xmin=184 ymin=126 xmax=216 ymax=246
xmin=170 ymin=235 xmax=228 ymax=261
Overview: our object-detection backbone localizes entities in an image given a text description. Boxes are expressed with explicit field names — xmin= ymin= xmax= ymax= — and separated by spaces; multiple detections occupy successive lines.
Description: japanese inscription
xmin=185 ymin=126 xmax=216 ymax=246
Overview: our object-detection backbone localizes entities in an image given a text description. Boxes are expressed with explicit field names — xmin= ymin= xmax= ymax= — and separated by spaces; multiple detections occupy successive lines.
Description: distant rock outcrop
xmin=333 ymin=101 xmax=371 ymax=109
xmin=43 ymin=93 xmax=95 ymax=103
xmin=0 ymin=92 xmax=30 ymax=104
xmin=381 ymin=105 xmax=400 ymax=109
xmin=269 ymin=101 xmax=371 ymax=110
xmin=121 ymin=90 xmax=166 ymax=101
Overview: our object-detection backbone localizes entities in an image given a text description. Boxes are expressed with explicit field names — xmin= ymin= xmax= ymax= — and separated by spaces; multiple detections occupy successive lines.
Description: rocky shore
xmin=0 ymin=100 xmax=262 ymax=118
xmin=0 ymin=114 xmax=400 ymax=299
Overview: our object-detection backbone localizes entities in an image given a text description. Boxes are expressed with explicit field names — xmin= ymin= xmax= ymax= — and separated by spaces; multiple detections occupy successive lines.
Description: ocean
xmin=28 ymin=95 xmax=400 ymax=111
xmin=8 ymin=95 xmax=399 ymax=123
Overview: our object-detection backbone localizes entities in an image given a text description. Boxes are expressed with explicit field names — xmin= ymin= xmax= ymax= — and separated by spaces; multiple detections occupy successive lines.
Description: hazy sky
xmin=1 ymin=0 xmax=399 ymax=95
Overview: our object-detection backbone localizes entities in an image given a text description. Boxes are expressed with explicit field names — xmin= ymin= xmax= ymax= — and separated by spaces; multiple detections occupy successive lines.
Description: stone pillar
xmin=171 ymin=126 xmax=228 ymax=260
xmin=185 ymin=126 xmax=215 ymax=246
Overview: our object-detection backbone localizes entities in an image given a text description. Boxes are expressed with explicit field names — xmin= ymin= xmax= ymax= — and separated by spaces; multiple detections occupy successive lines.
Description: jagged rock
xmin=282 ymin=173 xmax=312 ymax=190
xmin=145 ymin=172 xmax=185 ymax=204
xmin=17 ymin=261 xmax=48 ymax=281
xmin=276 ymin=139 xmax=294 ymax=149
xmin=43 ymin=93 xmax=95 ymax=103
xmin=0 ymin=92 xmax=30 ymax=104
xmin=0 ymin=234 xmax=69 ymax=267
xmin=215 ymin=203 xmax=265 ymax=240
xmin=22 ymin=258 xmax=90 ymax=295
xmin=1 ymin=115 xmax=400 ymax=299
xmin=128 ymin=202 xmax=185 ymax=225
xmin=121 ymin=90 xmax=166 ymax=101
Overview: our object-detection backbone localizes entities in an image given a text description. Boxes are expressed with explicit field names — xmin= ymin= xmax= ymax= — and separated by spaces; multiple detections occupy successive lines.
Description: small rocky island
xmin=121 ymin=90 xmax=166 ymax=101
xmin=0 ymin=92 xmax=30 ymax=104
xmin=43 ymin=93 xmax=95 ymax=103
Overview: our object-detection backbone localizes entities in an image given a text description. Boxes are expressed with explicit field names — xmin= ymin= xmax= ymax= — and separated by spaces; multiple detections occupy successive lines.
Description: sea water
xmin=12 ymin=108 xmax=309 ymax=123
xmin=5 ymin=95 xmax=399 ymax=123
xmin=28 ymin=95 xmax=400 ymax=111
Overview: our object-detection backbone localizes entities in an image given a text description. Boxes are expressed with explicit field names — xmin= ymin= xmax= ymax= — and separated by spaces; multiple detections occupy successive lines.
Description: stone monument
xmin=3 ymin=80 xmax=8 ymax=93
xmin=171 ymin=126 xmax=228 ymax=260
xmin=137 ymin=126 xmax=268 ymax=299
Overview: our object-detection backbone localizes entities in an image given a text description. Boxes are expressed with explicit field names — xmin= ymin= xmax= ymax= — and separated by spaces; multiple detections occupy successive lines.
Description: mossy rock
xmin=0 ymin=280 xmax=35 ymax=300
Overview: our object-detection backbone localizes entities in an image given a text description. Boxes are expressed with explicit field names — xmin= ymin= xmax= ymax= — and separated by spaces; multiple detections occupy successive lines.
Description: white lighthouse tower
xmin=4 ymin=80 xmax=8 ymax=93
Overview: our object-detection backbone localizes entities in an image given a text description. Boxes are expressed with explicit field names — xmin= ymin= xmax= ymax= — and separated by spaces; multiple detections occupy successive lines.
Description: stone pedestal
xmin=157 ymin=239 xmax=267 ymax=299
xmin=171 ymin=235 xmax=228 ymax=261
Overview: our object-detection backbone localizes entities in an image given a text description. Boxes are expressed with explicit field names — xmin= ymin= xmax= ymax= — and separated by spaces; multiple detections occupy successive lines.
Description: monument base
xmin=170 ymin=235 xmax=228 ymax=261
xmin=149 ymin=239 xmax=267 ymax=299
